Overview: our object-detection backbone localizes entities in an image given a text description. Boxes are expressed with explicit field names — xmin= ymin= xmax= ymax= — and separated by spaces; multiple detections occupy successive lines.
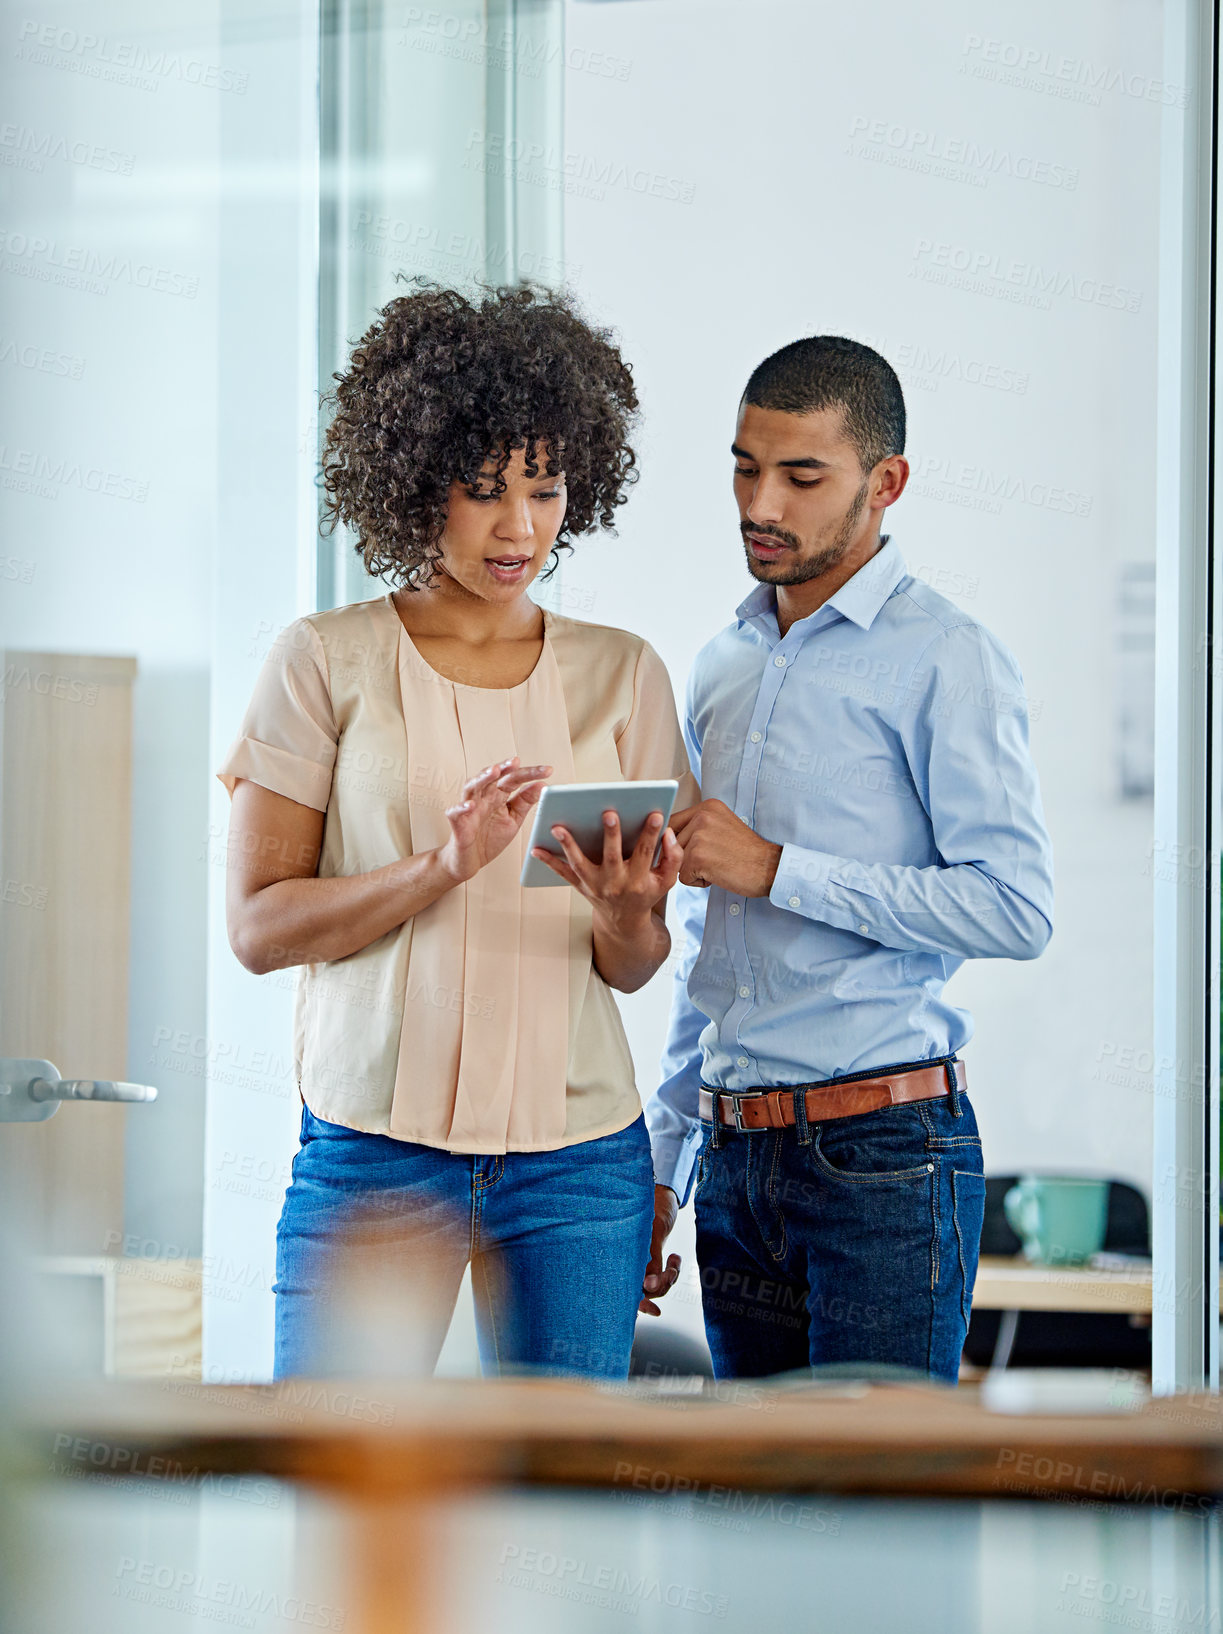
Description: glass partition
xmin=3 ymin=0 xmax=1223 ymax=1628
xmin=316 ymin=0 xmax=564 ymax=610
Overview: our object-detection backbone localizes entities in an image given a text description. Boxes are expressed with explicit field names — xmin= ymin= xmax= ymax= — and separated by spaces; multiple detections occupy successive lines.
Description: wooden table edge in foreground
xmin=23 ymin=1375 xmax=1223 ymax=1507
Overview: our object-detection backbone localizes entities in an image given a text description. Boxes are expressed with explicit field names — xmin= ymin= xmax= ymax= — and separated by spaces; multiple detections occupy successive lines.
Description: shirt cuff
xmin=651 ymin=1125 xmax=704 ymax=1208
xmin=216 ymin=735 xmax=333 ymax=813
xmin=768 ymin=843 xmax=835 ymax=920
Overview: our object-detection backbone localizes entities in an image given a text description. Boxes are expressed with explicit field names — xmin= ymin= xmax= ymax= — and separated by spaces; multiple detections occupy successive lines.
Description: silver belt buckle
xmin=725 ymin=1090 xmax=754 ymax=1132
xmin=704 ymin=1085 xmax=758 ymax=1131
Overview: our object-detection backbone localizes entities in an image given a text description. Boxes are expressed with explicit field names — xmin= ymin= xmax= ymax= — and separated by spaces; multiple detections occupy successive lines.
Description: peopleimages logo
xmin=0 ymin=334 xmax=85 ymax=379
xmin=960 ymin=34 xmax=1189 ymax=108
xmin=0 ymin=443 xmax=148 ymax=502
xmin=496 ymin=1546 xmax=728 ymax=1619
xmin=0 ymin=228 xmax=199 ymax=299
xmin=464 ymin=129 xmax=696 ymax=204
xmin=910 ymin=238 xmax=1141 ymax=314
xmin=401 ymin=6 xmax=632 ymax=81
xmin=0 ymin=122 xmax=135 ymax=174
xmin=113 ymin=1559 xmax=344 ymax=1628
xmin=857 ymin=332 xmax=1029 ymax=397
xmin=897 ymin=345 xmax=1028 ymax=396
xmin=15 ymin=20 xmax=249 ymax=94
xmin=910 ymin=453 xmax=1093 ymax=518
xmin=847 ymin=115 xmax=1078 ymax=190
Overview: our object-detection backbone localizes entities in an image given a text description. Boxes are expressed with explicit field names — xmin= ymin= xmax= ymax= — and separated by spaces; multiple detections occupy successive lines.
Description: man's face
xmin=732 ymin=402 xmax=887 ymax=585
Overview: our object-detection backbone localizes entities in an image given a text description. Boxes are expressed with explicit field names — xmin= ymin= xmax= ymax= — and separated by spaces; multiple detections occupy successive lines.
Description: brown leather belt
xmin=697 ymin=1060 xmax=964 ymax=1132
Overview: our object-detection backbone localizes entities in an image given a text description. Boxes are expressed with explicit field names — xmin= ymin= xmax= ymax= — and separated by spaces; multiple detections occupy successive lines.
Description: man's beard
xmin=742 ymin=477 xmax=870 ymax=585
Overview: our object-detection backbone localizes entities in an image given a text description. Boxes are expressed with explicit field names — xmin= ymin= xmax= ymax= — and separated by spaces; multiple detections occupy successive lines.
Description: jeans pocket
xmin=809 ymin=1106 xmax=935 ymax=1184
xmin=694 ymin=1138 xmax=711 ymax=1195
xmin=952 ymin=1169 xmax=987 ymax=1324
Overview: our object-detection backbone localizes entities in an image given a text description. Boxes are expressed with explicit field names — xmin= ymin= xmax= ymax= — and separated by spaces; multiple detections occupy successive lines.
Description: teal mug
xmin=1003 ymin=1176 xmax=1109 ymax=1266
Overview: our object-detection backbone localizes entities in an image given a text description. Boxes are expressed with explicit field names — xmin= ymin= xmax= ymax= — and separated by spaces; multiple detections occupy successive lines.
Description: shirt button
xmin=738 ymin=985 xmax=750 ymax=998
xmin=788 ymin=895 xmax=801 ymax=908
xmin=859 ymin=923 xmax=869 ymax=933
xmin=773 ymin=655 xmax=786 ymax=668
xmin=750 ymin=731 xmax=762 ymax=743
xmin=729 ymin=904 xmax=741 ymax=916
xmin=736 ymin=1056 xmax=749 ymax=1068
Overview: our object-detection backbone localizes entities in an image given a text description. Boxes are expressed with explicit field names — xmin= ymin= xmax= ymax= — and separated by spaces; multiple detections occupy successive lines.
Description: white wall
xmin=561 ymin=0 xmax=1164 ymax=1206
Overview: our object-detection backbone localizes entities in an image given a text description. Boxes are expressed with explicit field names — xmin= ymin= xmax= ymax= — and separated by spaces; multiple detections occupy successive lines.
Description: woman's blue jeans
xmin=273 ymin=1104 xmax=654 ymax=1380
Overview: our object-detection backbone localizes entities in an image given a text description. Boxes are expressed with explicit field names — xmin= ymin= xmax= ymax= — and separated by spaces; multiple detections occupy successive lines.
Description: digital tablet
xmin=520 ymin=780 xmax=680 ymax=888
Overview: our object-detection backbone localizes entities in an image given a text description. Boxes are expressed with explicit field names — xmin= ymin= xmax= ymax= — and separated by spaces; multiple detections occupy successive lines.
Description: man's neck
xmin=774 ymin=532 xmax=887 ymax=638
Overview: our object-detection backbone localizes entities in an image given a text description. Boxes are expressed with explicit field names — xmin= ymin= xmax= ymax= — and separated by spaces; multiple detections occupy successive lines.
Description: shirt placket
xmin=719 ymin=623 xmax=790 ymax=1080
xmin=720 ymin=609 xmax=834 ymax=1084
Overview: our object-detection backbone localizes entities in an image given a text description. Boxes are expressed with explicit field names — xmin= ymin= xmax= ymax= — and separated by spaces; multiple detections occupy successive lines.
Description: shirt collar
xmin=735 ymin=535 xmax=908 ymax=636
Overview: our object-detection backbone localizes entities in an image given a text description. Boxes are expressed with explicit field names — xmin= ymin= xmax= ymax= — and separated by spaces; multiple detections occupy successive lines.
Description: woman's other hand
xmin=437 ymin=757 xmax=551 ymax=884
xmin=532 ymin=809 xmax=682 ymax=924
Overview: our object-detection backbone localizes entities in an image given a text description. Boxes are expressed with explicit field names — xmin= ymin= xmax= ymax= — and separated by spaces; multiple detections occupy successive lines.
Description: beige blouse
xmin=217 ymin=594 xmax=698 ymax=1153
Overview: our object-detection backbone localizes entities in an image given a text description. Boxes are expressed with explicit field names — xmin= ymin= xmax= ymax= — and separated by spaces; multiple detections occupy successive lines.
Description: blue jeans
xmin=694 ymin=1083 xmax=986 ymax=1383
xmin=274 ymin=1105 xmax=654 ymax=1380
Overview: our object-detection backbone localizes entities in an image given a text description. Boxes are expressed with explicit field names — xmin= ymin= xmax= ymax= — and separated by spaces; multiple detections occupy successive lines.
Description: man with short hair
xmin=640 ymin=337 xmax=1054 ymax=1382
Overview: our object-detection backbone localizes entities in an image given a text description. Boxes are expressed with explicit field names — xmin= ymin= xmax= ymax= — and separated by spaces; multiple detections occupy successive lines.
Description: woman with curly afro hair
xmin=217 ymin=281 xmax=698 ymax=1381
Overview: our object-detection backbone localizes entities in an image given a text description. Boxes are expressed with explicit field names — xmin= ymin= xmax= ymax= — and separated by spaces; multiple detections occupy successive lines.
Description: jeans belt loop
xmin=792 ymin=1085 xmax=811 ymax=1145
xmin=946 ymin=1057 xmax=963 ymax=1118
xmin=709 ymin=1089 xmax=726 ymax=1148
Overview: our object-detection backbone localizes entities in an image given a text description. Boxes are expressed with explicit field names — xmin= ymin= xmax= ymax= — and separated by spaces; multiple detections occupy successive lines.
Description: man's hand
xmin=669 ymin=799 xmax=782 ymax=898
xmin=639 ymin=1183 xmax=681 ymax=1316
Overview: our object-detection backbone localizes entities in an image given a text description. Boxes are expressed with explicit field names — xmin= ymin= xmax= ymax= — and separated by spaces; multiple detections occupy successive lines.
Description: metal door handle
xmin=0 ymin=1059 xmax=158 ymax=1122
xmin=28 ymin=1078 xmax=157 ymax=1104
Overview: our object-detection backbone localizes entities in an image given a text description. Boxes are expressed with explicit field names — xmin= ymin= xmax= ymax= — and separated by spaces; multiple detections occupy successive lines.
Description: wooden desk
xmin=25 ymin=1377 xmax=1223 ymax=1634
xmin=26 ymin=1373 xmax=1223 ymax=1501
xmin=972 ymin=1255 xmax=1155 ymax=1315
xmin=970 ymin=1254 xmax=1163 ymax=1369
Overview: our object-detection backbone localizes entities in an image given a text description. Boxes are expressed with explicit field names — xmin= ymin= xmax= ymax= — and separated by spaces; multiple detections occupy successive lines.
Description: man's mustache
xmin=741 ymin=522 xmax=802 ymax=550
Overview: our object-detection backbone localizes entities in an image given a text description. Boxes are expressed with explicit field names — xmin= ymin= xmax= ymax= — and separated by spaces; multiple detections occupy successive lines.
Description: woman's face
xmin=437 ymin=444 xmax=567 ymax=600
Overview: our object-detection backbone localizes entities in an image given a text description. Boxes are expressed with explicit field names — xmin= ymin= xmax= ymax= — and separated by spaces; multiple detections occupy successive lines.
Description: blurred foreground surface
xmin=6 ymin=1475 xmax=1222 ymax=1634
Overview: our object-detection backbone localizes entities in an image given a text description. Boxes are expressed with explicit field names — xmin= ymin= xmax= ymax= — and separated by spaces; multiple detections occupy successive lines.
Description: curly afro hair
xmin=320 ymin=279 xmax=640 ymax=587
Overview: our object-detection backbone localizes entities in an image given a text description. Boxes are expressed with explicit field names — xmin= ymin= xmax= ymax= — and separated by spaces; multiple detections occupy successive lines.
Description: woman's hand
xmin=533 ymin=810 xmax=681 ymax=992
xmin=532 ymin=809 xmax=682 ymax=924
xmin=437 ymin=757 xmax=552 ymax=884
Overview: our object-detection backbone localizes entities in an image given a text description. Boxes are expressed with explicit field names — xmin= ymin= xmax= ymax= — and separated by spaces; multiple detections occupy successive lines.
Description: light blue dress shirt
xmin=646 ymin=536 xmax=1054 ymax=1204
